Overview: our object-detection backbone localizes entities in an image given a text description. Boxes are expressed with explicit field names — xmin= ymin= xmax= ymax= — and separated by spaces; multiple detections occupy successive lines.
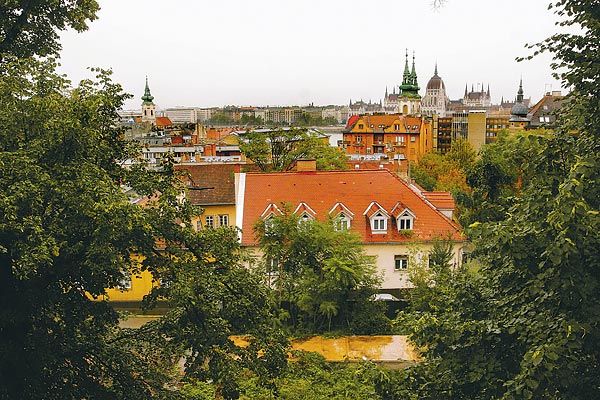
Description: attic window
xmin=396 ymin=209 xmax=415 ymax=231
xmin=334 ymin=212 xmax=351 ymax=231
xmin=298 ymin=212 xmax=314 ymax=225
xmin=371 ymin=212 xmax=388 ymax=233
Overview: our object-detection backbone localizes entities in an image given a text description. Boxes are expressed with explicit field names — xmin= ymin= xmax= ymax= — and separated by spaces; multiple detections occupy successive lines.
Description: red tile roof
xmin=239 ymin=169 xmax=463 ymax=246
xmin=155 ymin=116 xmax=172 ymax=127
xmin=421 ymin=192 xmax=455 ymax=210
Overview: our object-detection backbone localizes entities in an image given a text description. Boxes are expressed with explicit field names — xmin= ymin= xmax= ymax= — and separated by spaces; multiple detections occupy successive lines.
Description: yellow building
xmin=176 ymin=164 xmax=238 ymax=231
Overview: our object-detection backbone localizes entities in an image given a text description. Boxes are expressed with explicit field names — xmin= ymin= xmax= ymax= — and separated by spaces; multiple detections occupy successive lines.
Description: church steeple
xmin=141 ymin=76 xmax=154 ymax=105
xmin=516 ymin=77 xmax=524 ymax=103
xmin=141 ymin=76 xmax=156 ymax=124
xmin=402 ymin=49 xmax=410 ymax=85
xmin=410 ymin=51 xmax=418 ymax=87
xmin=434 ymin=62 xmax=438 ymax=76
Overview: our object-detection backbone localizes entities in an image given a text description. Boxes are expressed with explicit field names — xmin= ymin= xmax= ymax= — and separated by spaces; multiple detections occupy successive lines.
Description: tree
xmin=254 ymin=209 xmax=388 ymax=334
xmin=239 ymin=127 xmax=347 ymax=172
xmin=0 ymin=0 xmax=99 ymax=63
xmin=381 ymin=1 xmax=600 ymax=398
xmin=0 ymin=57 xmax=178 ymax=399
xmin=0 ymin=57 xmax=289 ymax=399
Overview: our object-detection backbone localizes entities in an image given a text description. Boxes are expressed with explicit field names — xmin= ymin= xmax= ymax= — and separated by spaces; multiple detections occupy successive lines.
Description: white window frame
xmin=334 ymin=213 xmax=351 ymax=231
xmin=219 ymin=214 xmax=229 ymax=227
xmin=371 ymin=212 xmax=388 ymax=233
xmin=397 ymin=212 xmax=414 ymax=230
xmin=205 ymin=215 xmax=214 ymax=229
xmin=394 ymin=255 xmax=409 ymax=271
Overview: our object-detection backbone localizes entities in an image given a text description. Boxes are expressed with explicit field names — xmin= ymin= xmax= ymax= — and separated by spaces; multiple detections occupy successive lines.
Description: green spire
xmin=402 ymin=49 xmax=410 ymax=85
xmin=141 ymin=76 xmax=154 ymax=105
xmin=410 ymin=51 xmax=419 ymax=89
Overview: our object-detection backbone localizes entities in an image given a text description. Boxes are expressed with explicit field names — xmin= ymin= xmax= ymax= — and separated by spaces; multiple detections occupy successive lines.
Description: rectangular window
xmin=394 ymin=255 xmax=408 ymax=271
xmin=358 ymin=124 xmax=364 ymax=129
xmin=410 ymin=136 xmax=416 ymax=142
xmin=355 ymin=135 xmax=362 ymax=142
xmin=398 ymin=217 xmax=412 ymax=230
xmin=394 ymin=124 xmax=400 ymax=131
xmin=219 ymin=214 xmax=229 ymax=227
xmin=196 ymin=219 xmax=203 ymax=230
xmin=205 ymin=215 xmax=214 ymax=229
xmin=366 ymin=147 xmax=371 ymax=154
xmin=372 ymin=217 xmax=387 ymax=231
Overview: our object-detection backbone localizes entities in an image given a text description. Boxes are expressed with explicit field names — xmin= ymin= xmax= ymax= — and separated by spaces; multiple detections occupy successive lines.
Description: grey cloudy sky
xmin=58 ymin=0 xmax=572 ymax=110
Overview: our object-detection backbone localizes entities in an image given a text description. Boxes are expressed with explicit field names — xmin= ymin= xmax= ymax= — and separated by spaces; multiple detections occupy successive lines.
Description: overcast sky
xmin=58 ymin=0 xmax=573 ymax=110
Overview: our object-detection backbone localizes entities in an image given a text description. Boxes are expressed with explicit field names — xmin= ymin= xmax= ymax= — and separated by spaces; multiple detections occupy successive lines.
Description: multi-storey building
xmin=236 ymin=167 xmax=465 ymax=295
xmin=528 ymin=90 xmax=564 ymax=129
xmin=343 ymin=114 xmax=432 ymax=164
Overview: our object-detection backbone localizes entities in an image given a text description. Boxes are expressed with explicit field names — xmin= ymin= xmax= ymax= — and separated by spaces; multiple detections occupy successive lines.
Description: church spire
xmin=517 ymin=77 xmax=524 ymax=103
xmin=410 ymin=51 xmax=418 ymax=86
xmin=402 ymin=49 xmax=410 ymax=85
xmin=141 ymin=76 xmax=154 ymax=105
xmin=434 ymin=61 xmax=438 ymax=76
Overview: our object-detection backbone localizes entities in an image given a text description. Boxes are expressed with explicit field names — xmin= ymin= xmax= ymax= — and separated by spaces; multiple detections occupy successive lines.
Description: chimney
xmin=296 ymin=159 xmax=317 ymax=172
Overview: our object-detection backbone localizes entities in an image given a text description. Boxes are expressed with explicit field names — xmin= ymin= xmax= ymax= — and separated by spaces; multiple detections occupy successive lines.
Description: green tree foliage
xmin=381 ymin=1 xmax=600 ymax=398
xmin=240 ymin=352 xmax=382 ymax=399
xmin=239 ymin=113 xmax=264 ymax=126
xmin=0 ymin=0 xmax=99 ymax=63
xmin=457 ymin=130 xmax=543 ymax=226
xmin=208 ymin=112 xmax=234 ymax=126
xmin=0 ymin=57 xmax=178 ymax=399
xmin=254 ymin=210 xmax=388 ymax=334
xmin=409 ymin=140 xmax=474 ymax=193
xmin=295 ymin=112 xmax=338 ymax=127
xmin=0 ymin=57 xmax=288 ymax=399
xmin=239 ymin=127 xmax=347 ymax=172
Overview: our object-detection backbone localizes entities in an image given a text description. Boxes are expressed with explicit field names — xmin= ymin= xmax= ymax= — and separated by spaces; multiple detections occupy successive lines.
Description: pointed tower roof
xmin=510 ymin=78 xmax=529 ymax=119
xmin=142 ymin=76 xmax=154 ymax=105
xmin=410 ymin=51 xmax=419 ymax=88
xmin=402 ymin=49 xmax=411 ymax=85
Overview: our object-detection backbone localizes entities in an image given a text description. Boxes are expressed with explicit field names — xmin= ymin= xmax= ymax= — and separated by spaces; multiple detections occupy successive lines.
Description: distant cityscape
xmin=118 ymin=52 xmax=565 ymax=172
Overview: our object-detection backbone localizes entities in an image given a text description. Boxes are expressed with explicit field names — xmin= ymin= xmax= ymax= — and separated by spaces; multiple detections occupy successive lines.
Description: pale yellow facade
xmin=192 ymin=203 xmax=236 ymax=231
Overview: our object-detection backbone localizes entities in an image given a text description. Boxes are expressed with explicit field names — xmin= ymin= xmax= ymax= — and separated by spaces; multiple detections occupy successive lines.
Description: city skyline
xmin=57 ymin=0 xmax=572 ymax=110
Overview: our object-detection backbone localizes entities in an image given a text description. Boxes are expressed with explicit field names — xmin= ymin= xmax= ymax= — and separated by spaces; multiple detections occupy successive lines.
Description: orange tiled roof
xmin=239 ymin=170 xmax=462 ymax=246
xmin=155 ymin=116 xmax=172 ymax=127
xmin=422 ymin=192 xmax=455 ymax=210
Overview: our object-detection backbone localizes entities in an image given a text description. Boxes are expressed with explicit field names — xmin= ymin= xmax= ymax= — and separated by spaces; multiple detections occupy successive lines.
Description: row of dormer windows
xmin=261 ymin=202 xmax=415 ymax=234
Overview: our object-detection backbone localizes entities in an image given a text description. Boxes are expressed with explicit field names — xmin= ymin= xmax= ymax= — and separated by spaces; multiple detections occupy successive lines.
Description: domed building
xmin=509 ymin=78 xmax=531 ymax=129
xmin=421 ymin=63 xmax=450 ymax=117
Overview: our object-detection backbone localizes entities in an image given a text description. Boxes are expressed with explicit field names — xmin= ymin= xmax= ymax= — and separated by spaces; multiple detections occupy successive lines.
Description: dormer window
xmin=363 ymin=202 xmax=390 ymax=234
xmin=334 ymin=212 xmax=351 ymax=231
xmin=372 ymin=212 xmax=388 ymax=232
xmin=391 ymin=203 xmax=415 ymax=232
xmin=329 ymin=202 xmax=354 ymax=231
xmin=294 ymin=202 xmax=317 ymax=226
xmin=398 ymin=214 xmax=413 ymax=230
xmin=298 ymin=212 xmax=314 ymax=225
